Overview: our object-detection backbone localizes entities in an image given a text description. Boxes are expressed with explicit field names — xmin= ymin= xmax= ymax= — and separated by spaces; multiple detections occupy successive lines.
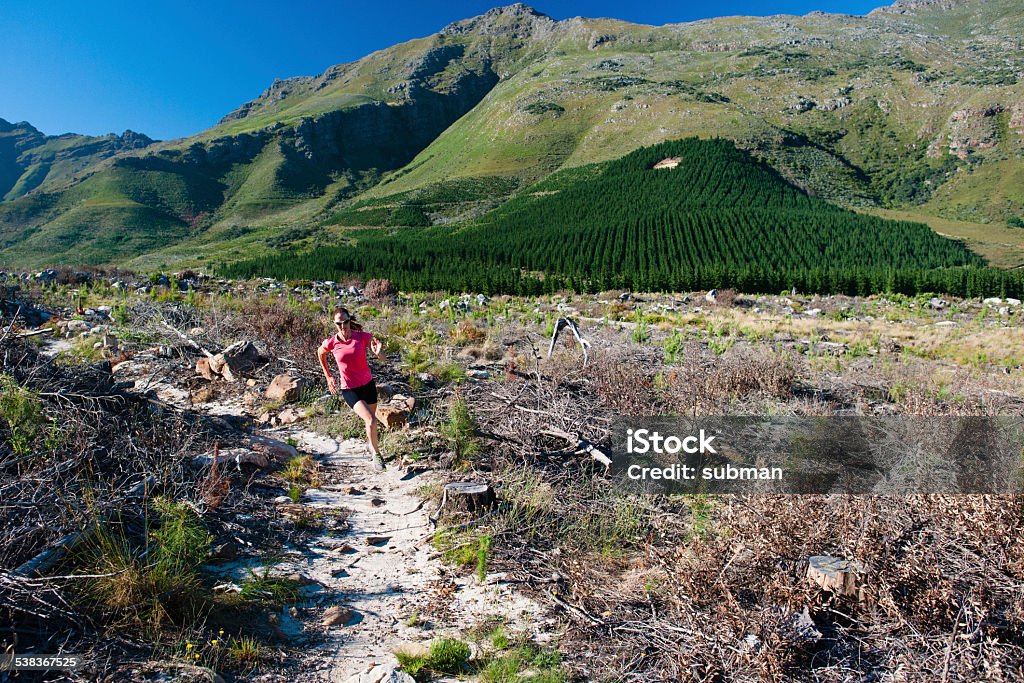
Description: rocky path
xmin=277 ymin=429 xmax=545 ymax=683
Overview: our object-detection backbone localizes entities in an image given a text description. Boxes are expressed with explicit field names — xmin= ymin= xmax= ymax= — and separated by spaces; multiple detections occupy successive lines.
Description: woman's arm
xmin=317 ymin=345 xmax=337 ymax=394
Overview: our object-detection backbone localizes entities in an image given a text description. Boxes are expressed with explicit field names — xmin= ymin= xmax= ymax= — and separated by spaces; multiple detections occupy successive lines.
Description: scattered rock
xmin=467 ymin=369 xmax=489 ymax=379
xmin=192 ymin=386 xmax=217 ymax=403
xmin=266 ymin=373 xmax=310 ymax=403
xmin=705 ymin=289 xmax=718 ymax=303
xmin=322 ymin=605 xmax=356 ymax=627
xmin=344 ymin=664 xmax=415 ymax=683
xmin=209 ymin=541 xmax=238 ymax=562
xmin=277 ymin=407 xmax=305 ymax=425
xmin=196 ymin=357 xmax=216 ymax=381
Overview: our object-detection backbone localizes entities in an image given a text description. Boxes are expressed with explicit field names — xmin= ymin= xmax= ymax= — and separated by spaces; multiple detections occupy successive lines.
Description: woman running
xmin=317 ymin=306 xmax=388 ymax=470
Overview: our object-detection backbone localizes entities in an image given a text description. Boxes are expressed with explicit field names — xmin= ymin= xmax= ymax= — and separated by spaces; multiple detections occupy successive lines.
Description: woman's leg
xmin=352 ymin=400 xmax=381 ymax=456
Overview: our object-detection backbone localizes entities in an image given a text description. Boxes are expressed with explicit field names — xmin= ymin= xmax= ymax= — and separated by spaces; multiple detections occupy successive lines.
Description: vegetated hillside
xmin=223 ymin=138 xmax=1024 ymax=297
xmin=0 ymin=0 xmax=1022 ymax=271
xmin=0 ymin=118 xmax=154 ymax=202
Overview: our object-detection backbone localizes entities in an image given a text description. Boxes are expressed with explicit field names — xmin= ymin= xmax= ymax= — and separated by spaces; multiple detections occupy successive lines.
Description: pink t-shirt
xmin=321 ymin=330 xmax=374 ymax=389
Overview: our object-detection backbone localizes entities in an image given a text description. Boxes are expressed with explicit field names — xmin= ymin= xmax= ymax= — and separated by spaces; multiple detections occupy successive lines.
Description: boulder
xmin=193 ymin=448 xmax=270 ymax=469
xmin=249 ymin=435 xmax=298 ymax=463
xmin=376 ymin=404 xmax=409 ymax=430
xmin=198 ymin=341 xmax=263 ymax=382
xmin=217 ymin=341 xmax=262 ymax=381
xmin=266 ymin=373 xmax=310 ymax=403
xmin=209 ymin=541 xmax=238 ymax=562
xmin=376 ymin=382 xmax=398 ymax=402
xmin=376 ymin=394 xmax=416 ymax=429
xmin=392 ymin=394 xmax=416 ymax=411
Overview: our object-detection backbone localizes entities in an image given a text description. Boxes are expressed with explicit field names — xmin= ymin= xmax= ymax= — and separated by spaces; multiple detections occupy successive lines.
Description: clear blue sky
xmin=0 ymin=0 xmax=883 ymax=141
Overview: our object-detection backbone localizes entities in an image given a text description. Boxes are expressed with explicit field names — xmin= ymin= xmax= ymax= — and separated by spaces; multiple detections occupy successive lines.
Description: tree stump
xmin=437 ymin=482 xmax=496 ymax=517
xmin=807 ymin=555 xmax=865 ymax=598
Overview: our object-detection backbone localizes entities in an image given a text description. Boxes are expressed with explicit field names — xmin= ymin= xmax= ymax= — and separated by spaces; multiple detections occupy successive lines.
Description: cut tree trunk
xmin=433 ymin=482 xmax=497 ymax=521
xmin=807 ymin=555 xmax=865 ymax=599
xmin=547 ymin=317 xmax=591 ymax=365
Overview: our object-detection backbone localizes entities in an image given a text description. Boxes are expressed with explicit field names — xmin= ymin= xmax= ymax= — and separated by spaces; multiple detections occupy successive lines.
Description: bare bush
xmin=364 ymin=278 xmax=397 ymax=302
xmin=708 ymin=288 xmax=737 ymax=307
xmin=585 ymin=350 xmax=657 ymax=415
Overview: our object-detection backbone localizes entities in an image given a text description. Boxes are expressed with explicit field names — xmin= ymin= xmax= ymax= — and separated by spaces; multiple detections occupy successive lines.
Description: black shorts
xmin=340 ymin=379 xmax=377 ymax=409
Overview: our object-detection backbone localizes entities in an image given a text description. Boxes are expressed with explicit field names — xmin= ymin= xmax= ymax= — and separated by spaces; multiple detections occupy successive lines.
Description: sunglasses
xmin=334 ymin=318 xmax=351 ymax=326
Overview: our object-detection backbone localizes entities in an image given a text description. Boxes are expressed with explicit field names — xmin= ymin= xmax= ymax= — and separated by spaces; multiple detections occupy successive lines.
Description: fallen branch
xmin=15 ymin=328 xmax=52 ymax=339
xmin=539 ymin=426 xmax=612 ymax=470
xmin=161 ymin=320 xmax=213 ymax=357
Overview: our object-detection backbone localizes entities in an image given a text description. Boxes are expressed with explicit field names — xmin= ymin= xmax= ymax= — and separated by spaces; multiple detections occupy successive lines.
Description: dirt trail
xmin=279 ymin=429 xmax=546 ymax=682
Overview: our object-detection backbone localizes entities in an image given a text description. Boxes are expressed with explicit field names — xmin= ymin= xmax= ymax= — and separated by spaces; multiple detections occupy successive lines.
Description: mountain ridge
xmin=1 ymin=0 xmax=1022 ymax=270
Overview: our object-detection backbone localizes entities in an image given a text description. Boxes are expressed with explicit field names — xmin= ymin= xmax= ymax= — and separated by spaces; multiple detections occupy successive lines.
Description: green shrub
xmin=0 ymin=375 xmax=46 ymax=455
xmin=78 ymin=498 xmax=210 ymax=632
xmin=427 ymin=638 xmax=471 ymax=673
xmin=476 ymin=534 xmax=492 ymax=582
xmin=396 ymin=638 xmax=472 ymax=680
xmin=441 ymin=389 xmax=480 ymax=463
xmin=663 ymin=328 xmax=684 ymax=363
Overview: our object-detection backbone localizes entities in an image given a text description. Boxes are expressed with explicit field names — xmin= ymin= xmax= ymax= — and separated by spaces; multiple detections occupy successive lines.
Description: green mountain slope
xmin=0 ymin=118 xmax=154 ymax=202
xmin=223 ymin=138 xmax=1017 ymax=297
xmin=1 ymin=0 xmax=1022 ymax=270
